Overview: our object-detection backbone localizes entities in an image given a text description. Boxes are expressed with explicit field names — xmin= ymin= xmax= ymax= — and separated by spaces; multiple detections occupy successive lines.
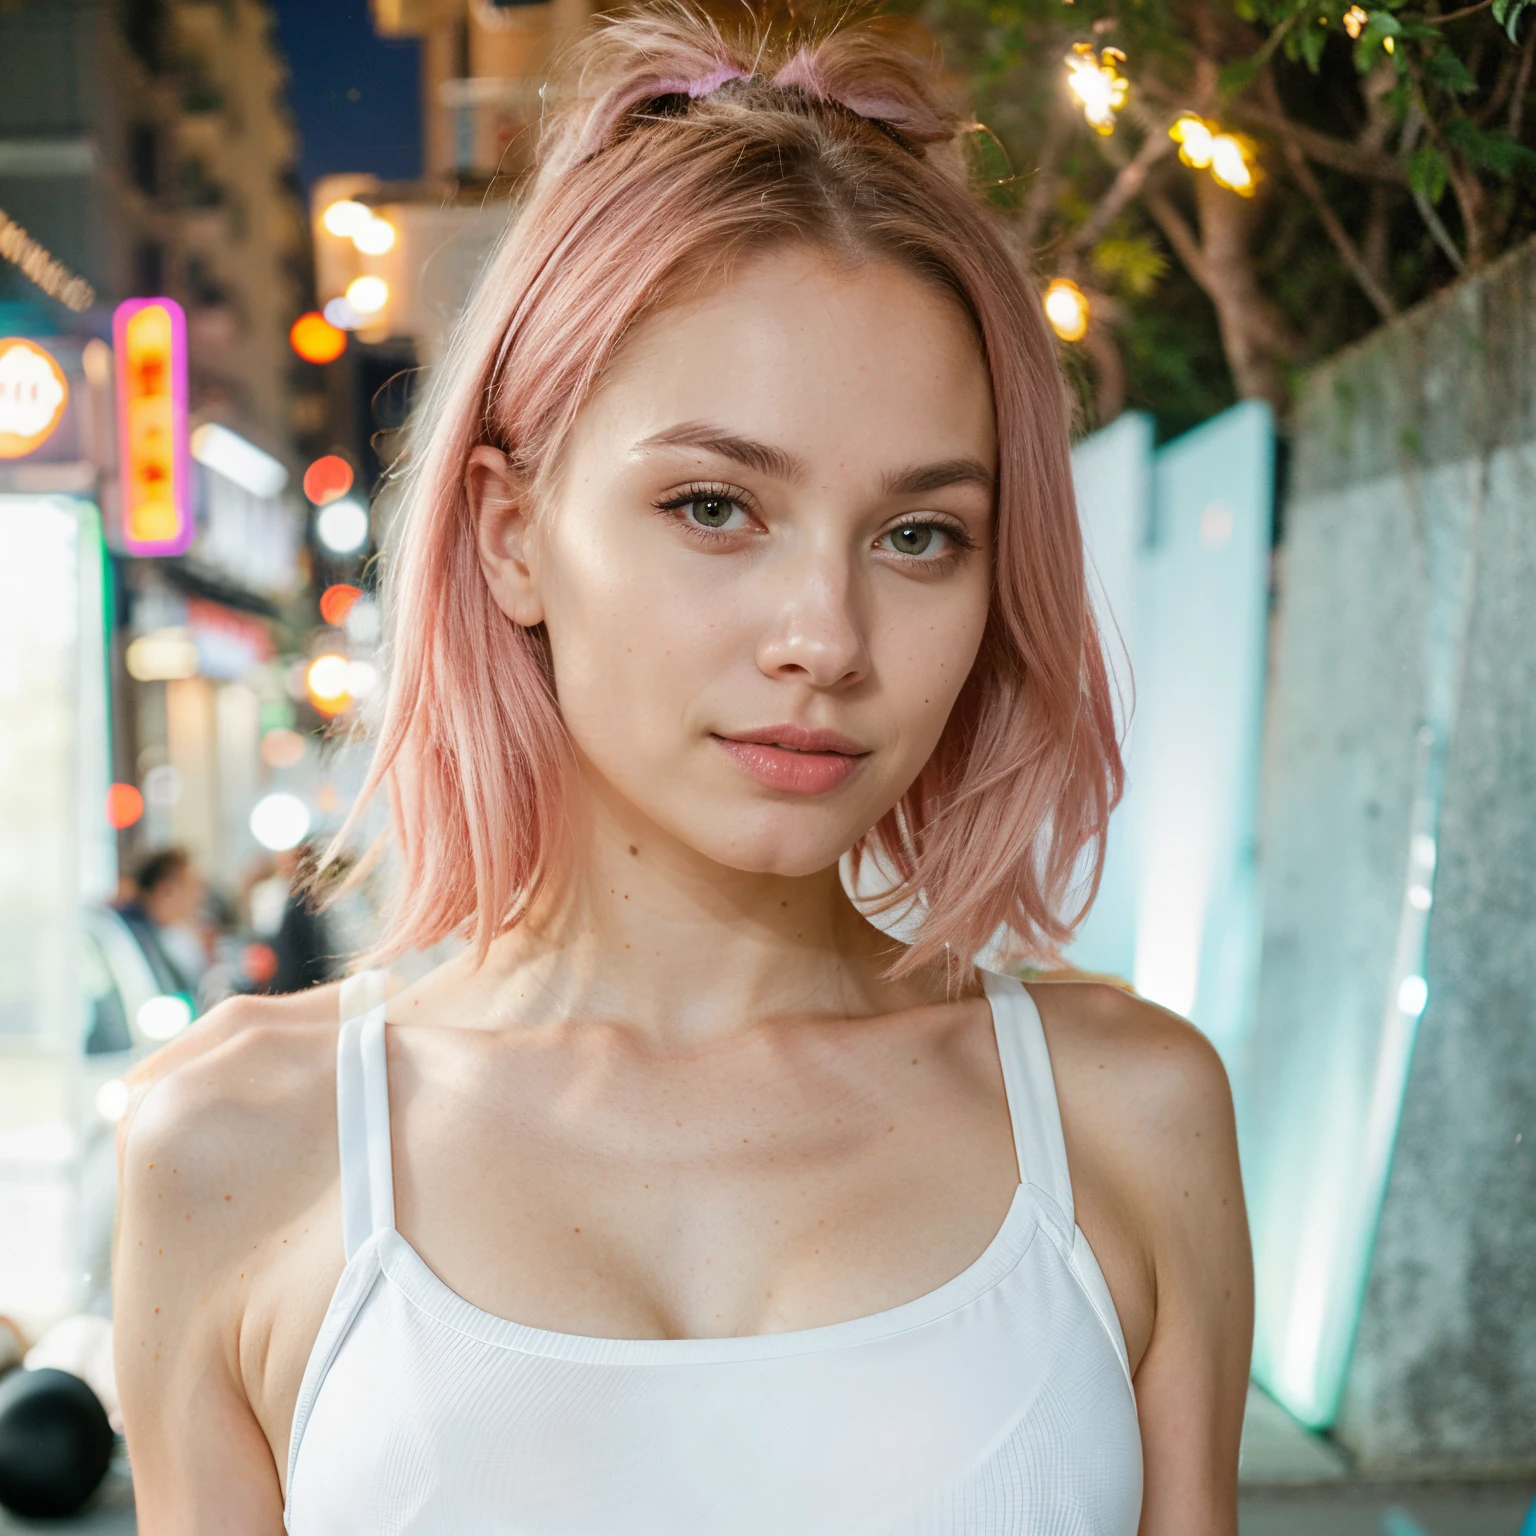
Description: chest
xmin=387 ymin=1026 xmax=1022 ymax=1341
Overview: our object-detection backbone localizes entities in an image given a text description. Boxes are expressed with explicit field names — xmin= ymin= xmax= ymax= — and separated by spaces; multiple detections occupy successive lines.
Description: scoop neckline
xmin=373 ymin=1181 xmax=1044 ymax=1365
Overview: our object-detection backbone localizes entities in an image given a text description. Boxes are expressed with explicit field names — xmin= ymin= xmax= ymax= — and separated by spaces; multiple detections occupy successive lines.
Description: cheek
xmin=534 ymin=512 xmax=737 ymax=749
xmin=869 ymin=571 xmax=991 ymax=756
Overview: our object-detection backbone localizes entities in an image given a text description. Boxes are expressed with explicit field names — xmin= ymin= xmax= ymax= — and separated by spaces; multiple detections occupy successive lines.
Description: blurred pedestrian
xmin=264 ymin=845 xmax=337 ymax=995
xmin=113 ymin=847 xmax=205 ymax=997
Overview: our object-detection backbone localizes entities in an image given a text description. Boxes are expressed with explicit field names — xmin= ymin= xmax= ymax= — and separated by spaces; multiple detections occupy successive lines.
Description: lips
xmin=712 ymin=724 xmax=870 ymax=795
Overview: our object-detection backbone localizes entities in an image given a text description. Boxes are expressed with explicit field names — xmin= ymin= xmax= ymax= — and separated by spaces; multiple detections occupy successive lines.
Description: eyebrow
xmin=881 ymin=458 xmax=995 ymax=498
xmin=634 ymin=422 xmax=995 ymax=500
xmin=634 ymin=423 xmax=806 ymax=483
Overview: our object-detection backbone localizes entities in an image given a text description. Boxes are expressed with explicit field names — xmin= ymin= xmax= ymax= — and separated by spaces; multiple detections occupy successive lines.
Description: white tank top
xmin=284 ymin=971 xmax=1141 ymax=1534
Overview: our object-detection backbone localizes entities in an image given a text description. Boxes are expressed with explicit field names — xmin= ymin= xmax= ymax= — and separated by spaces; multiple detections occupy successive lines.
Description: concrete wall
xmin=1256 ymin=238 xmax=1536 ymax=1470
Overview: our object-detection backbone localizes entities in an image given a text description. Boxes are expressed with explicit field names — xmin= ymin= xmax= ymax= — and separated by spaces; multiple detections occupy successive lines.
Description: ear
xmin=468 ymin=445 xmax=545 ymax=628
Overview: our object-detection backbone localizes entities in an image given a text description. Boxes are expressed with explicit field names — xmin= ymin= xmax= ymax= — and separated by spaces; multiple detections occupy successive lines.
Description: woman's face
xmin=476 ymin=246 xmax=997 ymax=878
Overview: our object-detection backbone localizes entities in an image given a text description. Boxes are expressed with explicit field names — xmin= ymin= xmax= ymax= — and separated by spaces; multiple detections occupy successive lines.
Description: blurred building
xmin=0 ymin=0 xmax=312 ymax=887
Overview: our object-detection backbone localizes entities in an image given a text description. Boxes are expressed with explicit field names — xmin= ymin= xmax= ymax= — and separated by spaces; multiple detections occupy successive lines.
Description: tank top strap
xmin=981 ymin=970 xmax=1075 ymax=1224
xmin=336 ymin=969 xmax=396 ymax=1261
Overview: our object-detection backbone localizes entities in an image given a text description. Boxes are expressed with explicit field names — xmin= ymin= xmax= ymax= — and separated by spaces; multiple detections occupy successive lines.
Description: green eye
xmin=887 ymin=524 xmax=936 ymax=556
xmin=688 ymin=497 xmax=737 ymax=528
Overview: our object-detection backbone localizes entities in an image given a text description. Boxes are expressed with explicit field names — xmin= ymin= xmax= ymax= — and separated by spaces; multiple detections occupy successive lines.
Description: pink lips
xmin=713 ymin=724 xmax=870 ymax=796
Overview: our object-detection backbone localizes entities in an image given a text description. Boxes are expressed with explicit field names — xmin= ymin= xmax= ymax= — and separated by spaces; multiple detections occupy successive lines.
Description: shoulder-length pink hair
xmin=341 ymin=4 xmax=1122 ymax=977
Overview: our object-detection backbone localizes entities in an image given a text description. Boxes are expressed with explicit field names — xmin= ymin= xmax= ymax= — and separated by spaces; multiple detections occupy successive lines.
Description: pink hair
xmin=340 ymin=5 xmax=1123 ymax=977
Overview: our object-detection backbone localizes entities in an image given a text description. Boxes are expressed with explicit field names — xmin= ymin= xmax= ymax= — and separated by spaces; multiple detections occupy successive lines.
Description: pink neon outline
xmin=114 ymin=297 xmax=192 ymax=557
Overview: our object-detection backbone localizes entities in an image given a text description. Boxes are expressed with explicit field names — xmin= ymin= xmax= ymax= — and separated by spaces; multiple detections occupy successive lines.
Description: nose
xmin=753 ymin=547 xmax=871 ymax=690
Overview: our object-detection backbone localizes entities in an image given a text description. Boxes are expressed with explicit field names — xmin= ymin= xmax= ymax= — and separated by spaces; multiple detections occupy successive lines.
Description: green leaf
xmin=1407 ymin=143 xmax=1450 ymax=202
xmin=1353 ymin=12 xmax=1401 ymax=70
xmin=1443 ymin=116 xmax=1536 ymax=178
xmin=1299 ymin=19 xmax=1329 ymax=69
xmin=1492 ymin=0 xmax=1532 ymax=41
xmin=1423 ymin=47 xmax=1479 ymax=94
xmin=1091 ymin=235 xmax=1171 ymax=296
xmin=1219 ymin=54 xmax=1266 ymax=93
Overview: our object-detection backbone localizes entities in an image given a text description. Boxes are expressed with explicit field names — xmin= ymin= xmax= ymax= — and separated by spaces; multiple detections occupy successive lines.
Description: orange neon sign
xmin=114 ymin=297 xmax=191 ymax=555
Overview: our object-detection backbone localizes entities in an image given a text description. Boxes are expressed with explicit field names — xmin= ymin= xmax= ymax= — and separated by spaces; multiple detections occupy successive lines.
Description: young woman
xmin=116 ymin=11 xmax=1251 ymax=1532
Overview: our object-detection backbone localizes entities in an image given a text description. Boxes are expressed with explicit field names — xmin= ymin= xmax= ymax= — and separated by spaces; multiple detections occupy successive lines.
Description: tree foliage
xmin=898 ymin=0 xmax=1536 ymax=431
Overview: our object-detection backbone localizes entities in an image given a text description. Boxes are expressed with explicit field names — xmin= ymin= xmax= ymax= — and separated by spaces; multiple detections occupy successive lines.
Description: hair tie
xmin=655 ymin=63 xmax=748 ymax=100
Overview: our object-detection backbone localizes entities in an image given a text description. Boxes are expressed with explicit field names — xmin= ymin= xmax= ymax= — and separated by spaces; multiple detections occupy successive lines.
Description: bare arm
xmin=114 ymin=992 xmax=342 ymax=1533
xmin=1036 ymin=983 xmax=1253 ymax=1536
xmin=115 ymin=1050 xmax=287 ymax=1533
xmin=1128 ymin=1029 xmax=1252 ymax=1535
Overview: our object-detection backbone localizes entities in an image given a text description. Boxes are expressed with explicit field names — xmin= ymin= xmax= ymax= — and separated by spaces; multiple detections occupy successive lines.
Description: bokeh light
xmin=303 ymin=454 xmax=354 ymax=506
xmin=289 ymin=311 xmax=348 ymax=365
xmin=321 ymin=199 xmax=371 ymax=238
xmin=320 ymin=583 xmax=362 ymax=626
xmin=105 ymin=782 xmax=144 ymax=830
xmin=137 ymin=993 xmax=193 ymax=1041
xmin=260 ymin=727 xmax=307 ymax=769
xmin=316 ymin=496 xmax=370 ymax=556
xmin=1043 ymin=278 xmax=1091 ymax=343
xmin=354 ymin=216 xmax=397 ymax=255
xmin=346 ymin=275 xmax=389 ymax=315
xmin=307 ymin=653 xmax=351 ymax=714
xmin=250 ymin=791 xmax=311 ymax=851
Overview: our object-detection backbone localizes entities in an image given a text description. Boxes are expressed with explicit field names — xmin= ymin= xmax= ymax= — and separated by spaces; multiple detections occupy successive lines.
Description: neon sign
xmin=114 ymin=297 xmax=191 ymax=556
xmin=0 ymin=337 xmax=69 ymax=458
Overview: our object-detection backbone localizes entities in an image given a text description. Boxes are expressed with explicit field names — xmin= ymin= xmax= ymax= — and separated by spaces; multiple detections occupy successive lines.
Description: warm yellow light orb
xmin=1065 ymin=44 xmax=1129 ymax=135
xmin=1043 ymin=278 xmax=1090 ymax=343
xmin=307 ymin=653 xmax=352 ymax=714
xmin=345 ymin=275 xmax=389 ymax=315
xmin=322 ymin=199 xmax=371 ymax=238
xmin=353 ymin=216 xmax=397 ymax=256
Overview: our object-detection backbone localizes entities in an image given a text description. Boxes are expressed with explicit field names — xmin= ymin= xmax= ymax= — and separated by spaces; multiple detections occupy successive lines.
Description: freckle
xmin=629 ymin=845 xmax=638 ymax=855
xmin=148 ymin=1163 xmax=154 ymax=1169
xmin=154 ymin=1307 xmax=159 ymax=1314
xmin=911 ymin=1058 xmax=918 ymax=1065
xmin=887 ymin=1125 xmax=895 ymax=1132
xmin=573 ymin=1227 xmax=581 ymax=1234
xmin=1183 ymin=1190 xmax=1189 ymax=1198
xmin=240 ymin=1272 xmax=245 ymax=1279
xmin=765 ymin=1291 xmax=772 ymax=1298
xmin=158 ymin=1248 xmax=163 ymax=1255
xmin=676 ymin=1120 xmax=682 ymax=1127
xmin=185 ymin=1213 xmax=191 ymax=1221
xmin=225 ymin=1194 xmax=232 ymax=1202
xmin=624 ymin=894 xmax=629 ymax=900
xmin=743 ymin=1137 xmax=749 ymax=1143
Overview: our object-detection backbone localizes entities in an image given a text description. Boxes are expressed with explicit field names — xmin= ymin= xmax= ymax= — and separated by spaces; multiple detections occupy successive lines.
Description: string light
xmin=1043 ymin=278 xmax=1091 ymax=342
xmin=0 ymin=205 xmax=95 ymax=312
xmin=1170 ymin=114 xmax=1257 ymax=196
xmin=1065 ymin=44 xmax=1130 ymax=135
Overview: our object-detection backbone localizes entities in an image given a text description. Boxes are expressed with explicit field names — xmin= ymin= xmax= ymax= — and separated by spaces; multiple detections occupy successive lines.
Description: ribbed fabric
xmin=284 ymin=972 xmax=1142 ymax=1534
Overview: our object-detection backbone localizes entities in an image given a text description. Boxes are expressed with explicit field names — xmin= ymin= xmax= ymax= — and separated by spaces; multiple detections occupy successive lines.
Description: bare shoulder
xmin=119 ymin=998 xmax=341 ymax=1255
xmin=1027 ymin=979 xmax=1236 ymax=1162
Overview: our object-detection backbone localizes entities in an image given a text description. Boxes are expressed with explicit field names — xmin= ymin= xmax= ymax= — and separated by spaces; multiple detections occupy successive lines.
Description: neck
xmin=466 ymin=781 xmax=946 ymax=1049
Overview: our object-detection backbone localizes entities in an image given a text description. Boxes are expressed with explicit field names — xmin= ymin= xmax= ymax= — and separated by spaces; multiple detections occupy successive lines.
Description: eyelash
xmin=652 ymin=483 xmax=976 ymax=566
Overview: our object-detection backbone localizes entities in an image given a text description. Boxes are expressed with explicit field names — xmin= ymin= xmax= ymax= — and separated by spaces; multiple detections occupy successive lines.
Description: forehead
xmin=575 ymin=247 xmax=997 ymax=481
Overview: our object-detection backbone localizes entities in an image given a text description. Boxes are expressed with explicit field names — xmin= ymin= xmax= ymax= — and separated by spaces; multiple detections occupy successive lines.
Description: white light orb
xmin=317 ymin=496 xmax=370 ymax=556
xmin=323 ymin=296 xmax=362 ymax=331
xmin=345 ymin=275 xmax=389 ymax=315
xmin=250 ymin=791 xmax=311 ymax=852
xmin=1397 ymin=974 xmax=1429 ymax=1017
xmin=95 ymin=1078 xmax=130 ymax=1122
xmin=322 ymin=199 xmax=372 ymax=238
xmin=353 ymin=216 xmax=397 ymax=255
xmin=346 ymin=659 xmax=380 ymax=698
xmin=137 ymin=994 xmax=193 ymax=1041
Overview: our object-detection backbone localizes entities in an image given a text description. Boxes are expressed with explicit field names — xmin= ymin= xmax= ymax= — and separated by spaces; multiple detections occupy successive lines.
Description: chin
xmin=684 ymin=804 xmax=866 ymax=879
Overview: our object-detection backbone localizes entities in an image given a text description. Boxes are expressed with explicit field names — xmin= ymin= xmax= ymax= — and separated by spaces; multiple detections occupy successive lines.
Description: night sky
xmin=270 ymin=0 xmax=423 ymax=190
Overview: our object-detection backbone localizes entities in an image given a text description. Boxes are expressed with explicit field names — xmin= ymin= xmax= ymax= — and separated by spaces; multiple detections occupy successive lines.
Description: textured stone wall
xmin=1260 ymin=239 xmax=1536 ymax=1471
